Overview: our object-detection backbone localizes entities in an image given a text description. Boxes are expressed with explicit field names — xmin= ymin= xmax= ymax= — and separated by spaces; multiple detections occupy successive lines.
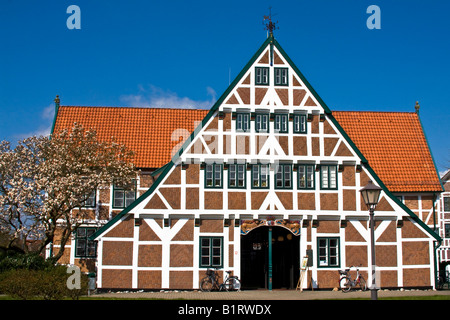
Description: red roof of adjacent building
xmin=53 ymin=106 xmax=442 ymax=193
xmin=333 ymin=111 xmax=442 ymax=193
xmin=53 ymin=106 xmax=208 ymax=169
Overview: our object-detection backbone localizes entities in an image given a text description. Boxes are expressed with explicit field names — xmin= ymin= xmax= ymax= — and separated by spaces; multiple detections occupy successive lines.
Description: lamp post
xmin=360 ymin=180 xmax=382 ymax=300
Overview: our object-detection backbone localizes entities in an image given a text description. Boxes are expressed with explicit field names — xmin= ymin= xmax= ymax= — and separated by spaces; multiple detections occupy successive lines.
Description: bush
xmin=0 ymin=263 xmax=89 ymax=300
xmin=0 ymin=252 xmax=52 ymax=272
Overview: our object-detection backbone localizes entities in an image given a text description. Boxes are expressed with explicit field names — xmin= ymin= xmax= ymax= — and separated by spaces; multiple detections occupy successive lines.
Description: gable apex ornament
xmin=263 ymin=7 xmax=278 ymax=37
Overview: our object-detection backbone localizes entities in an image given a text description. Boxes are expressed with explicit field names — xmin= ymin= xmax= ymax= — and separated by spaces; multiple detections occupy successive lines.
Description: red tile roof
xmin=53 ymin=106 xmax=208 ymax=168
xmin=53 ymin=106 xmax=442 ymax=193
xmin=333 ymin=111 xmax=442 ymax=193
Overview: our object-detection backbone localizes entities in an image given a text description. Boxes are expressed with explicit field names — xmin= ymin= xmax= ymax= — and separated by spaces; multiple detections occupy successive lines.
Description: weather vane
xmin=263 ymin=7 xmax=278 ymax=37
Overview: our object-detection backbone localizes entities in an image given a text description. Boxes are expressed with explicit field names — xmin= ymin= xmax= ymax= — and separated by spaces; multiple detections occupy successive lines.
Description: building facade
xmin=51 ymin=35 xmax=443 ymax=290
xmin=438 ymin=170 xmax=450 ymax=276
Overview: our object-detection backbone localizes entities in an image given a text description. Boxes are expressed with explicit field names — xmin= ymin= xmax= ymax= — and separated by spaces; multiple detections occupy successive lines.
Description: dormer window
xmin=255 ymin=67 xmax=269 ymax=85
xmin=275 ymin=68 xmax=288 ymax=86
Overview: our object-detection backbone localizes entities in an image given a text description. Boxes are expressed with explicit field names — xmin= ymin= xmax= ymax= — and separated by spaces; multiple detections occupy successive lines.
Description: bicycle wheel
xmin=339 ymin=276 xmax=352 ymax=292
xmin=224 ymin=277 xmax=241 ymax=291
xmin=358 ymin=277 xmax=367 ymax=291
xmin=200 ymin=277 xmax=214 ymax=292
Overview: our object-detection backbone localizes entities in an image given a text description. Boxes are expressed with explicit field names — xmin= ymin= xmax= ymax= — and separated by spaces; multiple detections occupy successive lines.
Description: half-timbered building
xmin=51 ymin=34 xmax=443 ymax=290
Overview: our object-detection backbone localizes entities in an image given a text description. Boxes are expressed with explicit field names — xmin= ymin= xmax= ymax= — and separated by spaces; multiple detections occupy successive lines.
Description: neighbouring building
xmin=438 ymin=170 xmax=450 ymax=278
xmin=50 ymin=34 xmax=443 ymax=291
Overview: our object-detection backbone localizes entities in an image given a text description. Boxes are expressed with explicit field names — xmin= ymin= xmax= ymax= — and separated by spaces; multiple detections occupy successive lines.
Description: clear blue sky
xmin=1 ymin=0 xmax=449 ymax=174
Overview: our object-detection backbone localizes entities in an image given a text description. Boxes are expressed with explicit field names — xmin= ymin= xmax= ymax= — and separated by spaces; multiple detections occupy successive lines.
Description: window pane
xmin=444 ymin=197 xmax=450 ymax=212
xmin=294 ymin=116 xmax=300 ymax=132
xmin=276 ymin=166 xmax=283 ymax=187
xmin=307 ymin=165 xmax=314 ymax=188
xmin=284 ymin=166 xmax=291 ymax=188
xmin=329 ymin=166 xmax=337 ymax=188
xmin=321 ymin=166 xmax=329 ymax=189
xmin=229 ymin=165 xmax=236 ymax=187
xmin=113 ymin=190 xmax=124 ymax=207
xmin=252 ymin=166 xmax=259 ymax=187
xmin=238 ymin=165 xmax=245 ymax=187
xmin=281 ymin=115 xmax=287 ymax=132
xmin=299 ymin=166 xmax=306 ymax=188
xmin=201 ymin=238 xmax=210 ymax=246
xmin=261 ymin=165 xmax=268 ymax=187
xmin=275 ymin=116 xmax=280 ymax=131
xmin=300 ymin=115 xmax=306 ymax=132
xmin=243 ymin=114 xmax=249 ymax=131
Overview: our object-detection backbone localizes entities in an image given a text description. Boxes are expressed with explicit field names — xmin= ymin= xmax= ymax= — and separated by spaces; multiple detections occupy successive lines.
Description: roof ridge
xmin=333 ymin=110 xmax=417 ymax=114
xmin=59 ymin=105 xmax=210 ymax=112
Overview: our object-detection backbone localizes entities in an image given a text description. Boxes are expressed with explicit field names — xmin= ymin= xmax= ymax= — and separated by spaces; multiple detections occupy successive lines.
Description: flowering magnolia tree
xmin=0 ymin=123 xmax=136 ymax=261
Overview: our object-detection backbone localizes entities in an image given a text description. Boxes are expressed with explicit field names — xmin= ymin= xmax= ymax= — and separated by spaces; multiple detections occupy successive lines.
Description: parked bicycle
xmin=338 ymin=265 xmax=367 ymax=292
xmin=200 ymin=268 xmax=241 ymax=292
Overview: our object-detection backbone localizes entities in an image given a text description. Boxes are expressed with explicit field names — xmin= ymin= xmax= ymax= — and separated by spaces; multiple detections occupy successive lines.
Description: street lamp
xmin=360 ymin=180 xmax=382 ymax=300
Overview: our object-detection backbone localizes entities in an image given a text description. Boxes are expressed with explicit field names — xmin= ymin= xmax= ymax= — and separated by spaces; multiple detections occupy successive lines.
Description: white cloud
xmin=119 ymin=84 xmax=216 ymax=109
xmin=13 ymin=103 xmax=54 ymax=141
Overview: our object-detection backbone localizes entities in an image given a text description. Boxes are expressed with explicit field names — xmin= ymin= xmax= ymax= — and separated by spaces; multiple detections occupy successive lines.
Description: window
xmin=229 ymin=163 xmax=246 ymax=188
xmin=318 ymin=237 xmax=340 ymax=267
xmin=252 ymin=164 xmax=269 ymax=188
xmin=236 ymin=113 xmax=250 ymax=132
xmin=275 ymin=68 xmax=288 ymax=86
xmin=255 ymin=67 xmax=269 ymax=85
xmin=444 ymin=197 xmax=450 ymax=212
xmin=113 ymin=182 xmax=136 ymax=208
xmin=83 ymin=190 xmax=96 ymax=208
xmin=293 ymin=114 xmax=307 ymax=133
xmin=445 ymin=224 xmax=450 ymax=238
xmin=200 ymin=237 xmax=223 ymax=268
xmin=205 ymin=163 xmax=223 ymax=188
xmin=275 ymin=164 xmax=292 ymax=189
xmin=298 ymin=164 xmax=315 ymax=189
xmin=320 ymin=165 xmax=337 ymax=189
xmin=274 ymin=114 xmax=288 ymax=133
xmin=255 ymin=113 xmax=269 ymax=133
xmin=75 ymin=227 xmax=97 ymax=258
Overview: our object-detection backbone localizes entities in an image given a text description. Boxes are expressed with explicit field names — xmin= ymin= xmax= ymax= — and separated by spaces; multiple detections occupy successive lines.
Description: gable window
xmin=255 ymin=113 xmax=269 ymax=133
xmin=255 ymin=67 xmax=269 ymax=85
xmin=298 ymin=164 xmax=315 ymax=189
xmin=113 ymin=182 xmax=136 ymax=208
xmin=205 ymin=163 xmax=223 ymax=188
xmin=293 ymin=114 xmax=307 ymax=133
xmin=275 ymin=164 xmax=292 ymax=189
xmin=274 ymin=114 xmax=288 ymax=133
xmin=318 ymin=237 xmax=340 ymax=267
xmin=229 ymin=163 xmax=246 ymax=188
xmin=252 ymin=163 xmax=269 ymax=188
xmin=200 ymin=236 xmax=223 ymax=268
xmin=75 ymin=227 xmax=97 ymax=258
xmin=320 ymin=165 xmax=337 ymax=190
xmin=236 ymin=113 xmax=250 ymax=132
xmin=275 ymin=68 xmax=288 ymax=86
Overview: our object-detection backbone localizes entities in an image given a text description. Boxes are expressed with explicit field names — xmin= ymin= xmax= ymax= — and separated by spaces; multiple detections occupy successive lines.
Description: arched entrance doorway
xmin=241 ymin=225 xmax=300 ymax=289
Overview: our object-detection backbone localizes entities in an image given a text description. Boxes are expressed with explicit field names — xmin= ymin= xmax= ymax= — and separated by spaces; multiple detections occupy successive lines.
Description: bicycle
xmin=338 ymin=266 xmax=367 ymax=292
xmin=200 ymin=268 xmax=241 ymax=292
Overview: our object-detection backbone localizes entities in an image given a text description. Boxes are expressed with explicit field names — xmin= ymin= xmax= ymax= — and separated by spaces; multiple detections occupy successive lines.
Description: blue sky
xmin=0 ymin=0 xmax=449 ymax=174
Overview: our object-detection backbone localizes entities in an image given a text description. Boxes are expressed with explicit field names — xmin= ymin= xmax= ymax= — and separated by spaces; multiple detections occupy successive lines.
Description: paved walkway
xmin=93 ymin=288 xmax=450 ymax=300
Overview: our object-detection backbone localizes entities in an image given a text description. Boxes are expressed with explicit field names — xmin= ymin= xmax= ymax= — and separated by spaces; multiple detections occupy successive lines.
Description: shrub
xmin=0 ymin=264 xmax=89 ymax=300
